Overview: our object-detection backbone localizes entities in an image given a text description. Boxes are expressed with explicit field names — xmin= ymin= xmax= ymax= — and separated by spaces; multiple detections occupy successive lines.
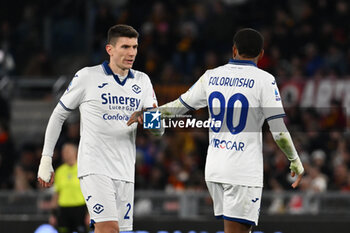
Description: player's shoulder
xmin=72 ymin=65 xmax=106 ymax=88
xmin=196 ymin=65 xmax=229 ymax=83
xmin=207 ymin=63 xmax=275 ymax=80
xmin=195 ymin=66 xmax=221 ymax=80
xmin=254 ymin=67 xmax=276 ymax=84
xmin=130 ymin=68 xmax=152 ymax=84
xmin=73 ymin=64 xmax=103 ymax=80
xmin=206 ymin=64 xmax=227 ymax=74
xmin=130 ymin=68 xmax=149 ymax=78
xmin=205 ymin=64 xmax=236 ymax=77
xmin=255 ymin=67 xmax=274 ymax=78
xmin=78 ymin=64 xmax=104 ymax=75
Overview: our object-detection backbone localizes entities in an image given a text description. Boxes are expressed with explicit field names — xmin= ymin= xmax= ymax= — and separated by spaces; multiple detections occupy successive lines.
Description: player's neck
xmin=233 ymin=55 xmax=258 ymax=65
xmin=108 ymin=62 xmax=129 ymax=77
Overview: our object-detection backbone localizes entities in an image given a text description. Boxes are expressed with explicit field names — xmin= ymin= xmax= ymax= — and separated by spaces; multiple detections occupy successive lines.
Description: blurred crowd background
xmin=1 ymin=0 xmax=350 ymax=212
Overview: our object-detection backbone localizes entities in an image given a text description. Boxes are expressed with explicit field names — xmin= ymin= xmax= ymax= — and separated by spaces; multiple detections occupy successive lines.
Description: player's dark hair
xmin=107 ymin=24 xmax=139 ymax=45
xmin=233 ymin=28 xmax=264 ymax=58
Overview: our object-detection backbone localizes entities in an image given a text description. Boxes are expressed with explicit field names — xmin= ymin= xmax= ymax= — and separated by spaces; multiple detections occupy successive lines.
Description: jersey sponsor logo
xmin=272 ymin=80 xmax=276 ymax=85
xmin=132 ymin=84 xmax=141 ymax=94
xmin=210 ymin=138 xmax=245 ymax=151
xmin=209 ymin=76 xmax=255 ymax=88
xmin=86 ymin=195 xmax=92 ymax=201
xmin=103 ymin=113 xmax=130 ymax=121
xmin=101 ymin=93 xmax=141 ymax=110
xmin=143 ymin=110 xmax=161 ymax=129
xmin=252 ymin=198 xmax=259 ymax=203
xmin=93 ymin=204 xmax=104 ymax=214
xmin=98 ymin=83 xmax=108 ymax=88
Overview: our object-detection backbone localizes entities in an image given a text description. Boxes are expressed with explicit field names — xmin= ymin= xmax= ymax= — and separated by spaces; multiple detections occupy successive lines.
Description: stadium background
xmin=0 ymin=0 xmax=350 ymax=232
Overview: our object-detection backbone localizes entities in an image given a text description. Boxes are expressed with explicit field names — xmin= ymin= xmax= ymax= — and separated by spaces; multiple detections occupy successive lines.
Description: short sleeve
xmin=142 ymin=74 xmax=158 ymax=109
xmin=179 ymin=72 xmax=208 ymax=110
xmin=59 ymin=69 xmax=86 ymax=110
xmin=261 ymin=75 xmax=285 ymax=121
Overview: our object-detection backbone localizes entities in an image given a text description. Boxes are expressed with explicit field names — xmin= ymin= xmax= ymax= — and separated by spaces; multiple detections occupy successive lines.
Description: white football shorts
xmin=79 ymin=174 xmax=134 ymax=231
xmin=206 ymin=181 xmax=262 ymax=226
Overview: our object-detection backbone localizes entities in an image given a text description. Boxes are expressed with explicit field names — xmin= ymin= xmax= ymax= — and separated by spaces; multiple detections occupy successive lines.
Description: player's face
xmin=107 ymin=37 xmax=138 ymax=72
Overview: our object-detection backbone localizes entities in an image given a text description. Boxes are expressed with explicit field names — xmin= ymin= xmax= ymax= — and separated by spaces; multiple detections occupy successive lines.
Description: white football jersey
xmin=180 ymin=59 xmax=285 ymax=187
xmin=59 ymin=61 xmax=157 ymax=182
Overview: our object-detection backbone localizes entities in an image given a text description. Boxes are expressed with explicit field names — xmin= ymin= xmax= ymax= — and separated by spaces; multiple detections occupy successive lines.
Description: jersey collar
xmin=228 ymin=59 xmax=257 ymax=67
xmin=102 ymin=61 xmax=134 ymax=86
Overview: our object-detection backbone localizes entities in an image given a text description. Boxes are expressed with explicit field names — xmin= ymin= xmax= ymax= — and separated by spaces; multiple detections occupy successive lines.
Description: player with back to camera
xmin=128 ymin=28 xmax=304 ymax=233
xmin=38 ymin=24 xmax=163 ymax=233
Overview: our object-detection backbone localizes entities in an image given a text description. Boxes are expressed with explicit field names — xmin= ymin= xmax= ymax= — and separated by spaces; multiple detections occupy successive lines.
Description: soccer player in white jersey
xmin=128 ymin=28 xmax=304 ymax=233
xmin=38 ymin=24 xmax=162 ymax=233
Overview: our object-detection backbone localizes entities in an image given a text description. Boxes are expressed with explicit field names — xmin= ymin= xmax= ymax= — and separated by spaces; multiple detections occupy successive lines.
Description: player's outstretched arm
xmin=127 ymin=109 xmax=144 ymax=126
xmin=38 ymin=103 xmax=71 ymax=188
xmin=268 ymin=118 xmax=304 ymax=188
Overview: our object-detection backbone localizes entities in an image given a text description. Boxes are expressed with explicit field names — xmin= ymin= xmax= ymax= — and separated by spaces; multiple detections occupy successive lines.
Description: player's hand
xmin=289 ymin=157 xmax=304 ymax=189
xmin=127 ymin=110 xmax=144 ymax=126
xmin=37 ymin=156 xmax=55 ymax=188
xmin=127 ymin=103 xmax=158 ymax=126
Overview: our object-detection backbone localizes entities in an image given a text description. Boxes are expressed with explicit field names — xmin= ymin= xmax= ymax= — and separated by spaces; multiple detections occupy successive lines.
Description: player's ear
xmin=106 ymin=44 xmax=113 ymax=56
xmin=258 ymin=49 xmax=264 ymax=61
xmin=233 ymin=45 xmax=238 ymax=58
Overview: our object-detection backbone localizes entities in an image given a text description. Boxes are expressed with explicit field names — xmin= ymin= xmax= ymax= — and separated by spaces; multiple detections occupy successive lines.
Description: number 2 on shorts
xmin=124 ymin=203 xmax=131 ymax=219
